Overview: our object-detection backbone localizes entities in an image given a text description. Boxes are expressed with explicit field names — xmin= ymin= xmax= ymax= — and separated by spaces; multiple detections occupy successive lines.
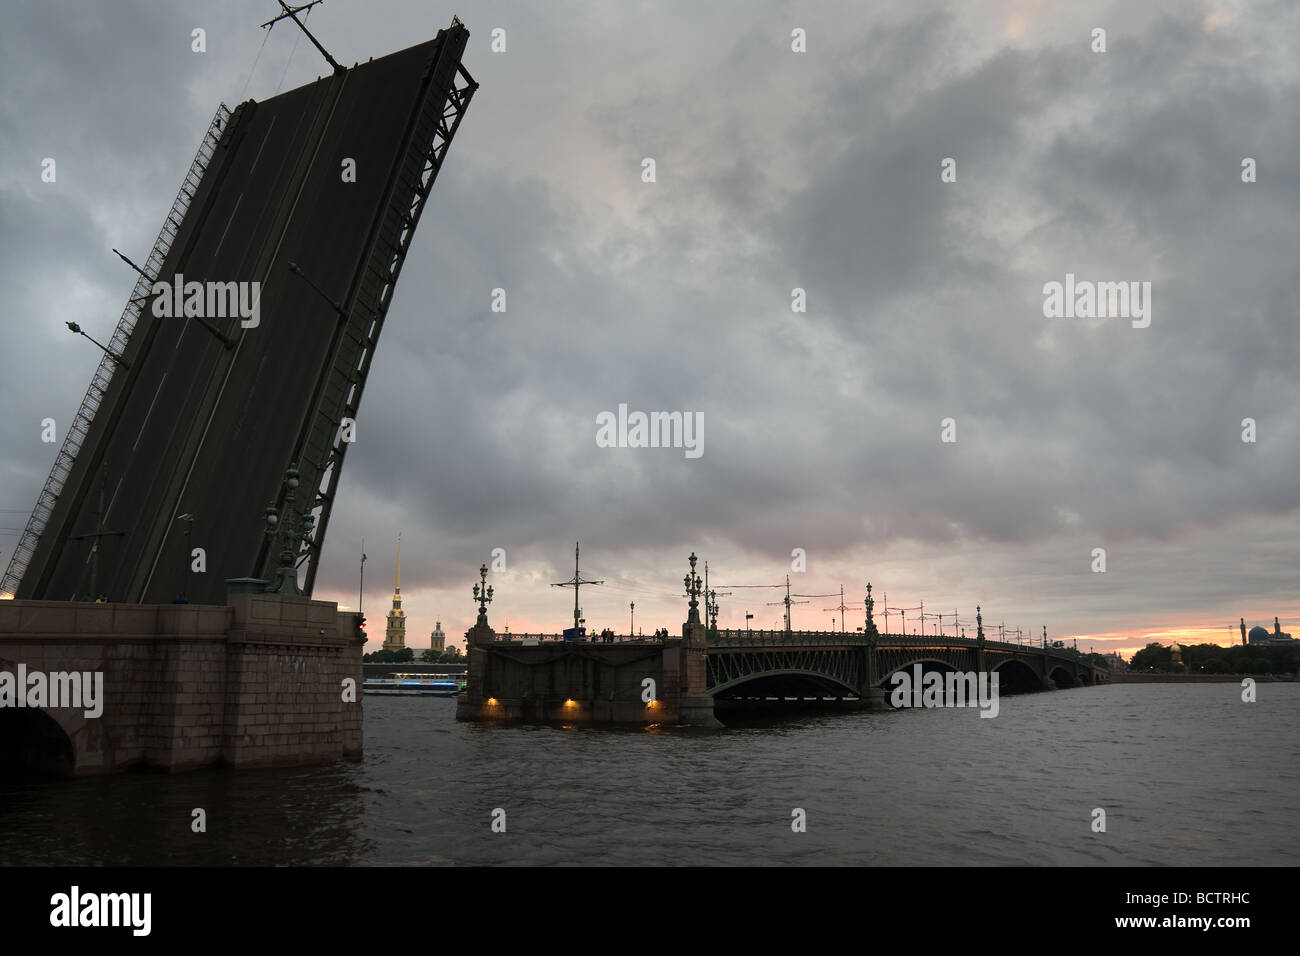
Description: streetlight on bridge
xmin=176 ymin=513 xmax=194 ymax=601
xmin=65 ymin=321 xmax=129 ymax=369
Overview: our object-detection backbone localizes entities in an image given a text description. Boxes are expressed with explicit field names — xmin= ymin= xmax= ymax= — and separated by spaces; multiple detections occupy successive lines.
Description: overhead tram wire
xmin=238 ymin=20 xmax=273 ymax=102
xmin=591 ymin=580 xmax=682 ymax=602
xmin=276 ymin=4 xmax=310 ymax=95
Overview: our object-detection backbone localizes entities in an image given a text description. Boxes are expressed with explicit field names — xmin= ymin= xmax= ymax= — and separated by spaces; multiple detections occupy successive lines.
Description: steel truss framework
xmin=708 ymin=645 xmax=866 ymax=697
xmin=875 ymin=644 xmax=980 ymax=681
xmin=257 ymin=29 xmax=479 ymax=593
xmin=706 ymin=635 xmax=1104 ymax=696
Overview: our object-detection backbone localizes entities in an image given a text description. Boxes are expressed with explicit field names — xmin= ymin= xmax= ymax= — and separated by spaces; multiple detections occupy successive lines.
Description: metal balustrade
xmin=487 ymin=627 xmax=1086 ymax=656
xmin=494 ymin=633 xmax=662 ymax=644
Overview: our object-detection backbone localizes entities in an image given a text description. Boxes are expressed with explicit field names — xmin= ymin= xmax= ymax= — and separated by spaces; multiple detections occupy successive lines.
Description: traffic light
xmin=354 ymin=613 xmax=367 ymax=643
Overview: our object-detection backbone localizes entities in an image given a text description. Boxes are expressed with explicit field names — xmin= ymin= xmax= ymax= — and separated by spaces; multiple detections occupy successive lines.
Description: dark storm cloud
xmin=2 ymin=1 xmax=1297 ymax=645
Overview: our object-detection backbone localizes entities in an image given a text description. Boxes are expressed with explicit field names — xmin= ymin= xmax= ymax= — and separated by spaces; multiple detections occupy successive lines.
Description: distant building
xmin=383 ymin=533 xmax=406 ymax=653
xmin=430 ymin=620 xmax=445 ymax=653
xmin=1103 ymin=652 xmax=1127 ymax=671
xmin=1241 ymin=616 xmax=1294 ymax=646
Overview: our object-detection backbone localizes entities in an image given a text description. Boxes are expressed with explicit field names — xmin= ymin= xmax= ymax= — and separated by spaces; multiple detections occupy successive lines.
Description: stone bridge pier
xmin=0 ymin=588 xmax=365 ymax=776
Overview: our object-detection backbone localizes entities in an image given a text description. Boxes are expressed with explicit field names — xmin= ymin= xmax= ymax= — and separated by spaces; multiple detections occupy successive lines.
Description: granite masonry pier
xmin=0 ymin=590 xmax=364 ymax=775
xmin=456 ymin=619 xmax=722 ymax=728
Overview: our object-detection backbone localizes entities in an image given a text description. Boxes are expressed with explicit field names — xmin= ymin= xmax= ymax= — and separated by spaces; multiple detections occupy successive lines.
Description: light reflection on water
xmin=0 ymin=683 xmax=1295 ymax=865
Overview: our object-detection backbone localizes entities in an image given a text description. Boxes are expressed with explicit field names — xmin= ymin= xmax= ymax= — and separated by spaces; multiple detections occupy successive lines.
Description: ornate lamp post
xmin=684 ymin=552 xmax=702 ymax=625
xmin=176 ymin=513 xmax=194 ymax=600
xmin=473 ymin=563 xmax=493 ymax=627
xmin=264 ymin=463 xmax=314 ymax=595
xmin=864 ymin=582 xmax=879 ymax=640
xmin=65 ymin=321 xmax=129 ymax=368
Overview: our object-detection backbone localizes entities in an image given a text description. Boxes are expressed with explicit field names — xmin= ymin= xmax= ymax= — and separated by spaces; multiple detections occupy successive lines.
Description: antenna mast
xmin=261 ymin=0 xmax=343 ymax=74
xmin=551 ymin=541 xmax=604 ymax=638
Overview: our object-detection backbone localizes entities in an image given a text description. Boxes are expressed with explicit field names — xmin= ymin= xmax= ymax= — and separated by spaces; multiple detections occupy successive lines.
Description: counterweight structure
xmin=3 ymin=18 xmax=477 ymax=603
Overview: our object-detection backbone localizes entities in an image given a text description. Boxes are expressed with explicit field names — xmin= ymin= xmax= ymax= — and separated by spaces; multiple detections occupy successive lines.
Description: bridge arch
xmin=878 ymin=657 xmax=960 ymax=688
xmin=879 ymin=658 xmax=986 ymax=709
xmin=0 ymin=706 xmax=76 ymax=777
xmin=991 ymin=657 xmax=1042 ymax=694
xmin=710 ymin=669 xmax=860 ymax=700
xmin=0 ymin=658 xmax=89 ymax=777
xmin=1048 ymin=665 xmax=1079 ymax=688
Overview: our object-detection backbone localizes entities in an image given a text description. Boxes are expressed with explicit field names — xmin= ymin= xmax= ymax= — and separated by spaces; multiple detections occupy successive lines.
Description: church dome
xmin=1248 ymin=625 xmax=1270 ymax=643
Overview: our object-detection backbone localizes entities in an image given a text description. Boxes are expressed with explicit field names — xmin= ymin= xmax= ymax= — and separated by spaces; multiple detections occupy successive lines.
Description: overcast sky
xmin=2 ymin=0 xmax=1297 ymax=656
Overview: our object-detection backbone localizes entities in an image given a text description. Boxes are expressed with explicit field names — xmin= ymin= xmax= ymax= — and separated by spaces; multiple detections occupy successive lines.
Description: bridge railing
xmin=487 ymin=628 xmax=1092 ymax=662
xmin=493 ymin=633 xmax=666 ymax=645
xmin=709 ymin=629 xmax=1090 ymax=658
xmin=711 ymin=629 xmax=871 ymax=647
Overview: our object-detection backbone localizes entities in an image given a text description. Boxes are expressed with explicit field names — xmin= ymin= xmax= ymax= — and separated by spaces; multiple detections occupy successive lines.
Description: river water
xmin=1 ymin=683 xmax=1295 ymax=866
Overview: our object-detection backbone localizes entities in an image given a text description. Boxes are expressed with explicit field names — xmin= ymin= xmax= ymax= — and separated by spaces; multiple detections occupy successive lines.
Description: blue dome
xmin=1248 ymin=625 xmax=1271 ymax=643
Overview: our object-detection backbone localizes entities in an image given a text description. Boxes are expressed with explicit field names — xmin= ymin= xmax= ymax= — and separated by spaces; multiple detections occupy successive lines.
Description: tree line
xmin=362 ymin=647 xmax=464 ymax=664
xmin=1129 ymin=642 xmax=1299 ymax=675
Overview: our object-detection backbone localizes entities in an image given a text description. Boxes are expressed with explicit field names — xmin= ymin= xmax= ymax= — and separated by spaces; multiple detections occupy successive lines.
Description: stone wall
xmin=456 ymin=627 xmax=681 ymax=724
xmin=0 ymin=595 xmax=363 ymax=774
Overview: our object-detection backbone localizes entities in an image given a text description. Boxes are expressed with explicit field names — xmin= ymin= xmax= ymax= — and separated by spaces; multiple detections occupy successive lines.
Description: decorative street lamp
xmin=176 ymin=513 xmax=194 ymax=601
xmin=683 ymin=552 xmax=702 ymax=625
xmin=264 ymin=463 xmax=314 ymax=595
xmin=65 ymin=321 xmax=129 ymax=368
xmin=473 ymin=563 xmax=494 ymax=627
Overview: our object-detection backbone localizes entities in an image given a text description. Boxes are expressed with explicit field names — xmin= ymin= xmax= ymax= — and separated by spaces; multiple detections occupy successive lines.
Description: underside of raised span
xmin=6 ymin=21 xmax=476 ymax=605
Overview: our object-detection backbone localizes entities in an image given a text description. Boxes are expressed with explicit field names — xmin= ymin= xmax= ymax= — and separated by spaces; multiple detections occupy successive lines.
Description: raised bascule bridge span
xmin=4 ymin=18 xmax=476 ymax=606
xmin=455 ymin=555 xmax=1108 ymax=727
xmin=0 ymin=15 xmax=477 ymax=776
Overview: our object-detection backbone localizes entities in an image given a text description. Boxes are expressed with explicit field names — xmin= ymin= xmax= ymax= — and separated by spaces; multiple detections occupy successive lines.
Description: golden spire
xmin=391 ymin=531 xmax=403 ymax=612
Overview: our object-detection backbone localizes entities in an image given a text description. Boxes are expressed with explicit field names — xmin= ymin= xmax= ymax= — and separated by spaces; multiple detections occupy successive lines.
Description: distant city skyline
xmin=343 ymin=536 xmax=1300 ymax=658
xmin=3 ymin=1 xmax=1298 ymax=659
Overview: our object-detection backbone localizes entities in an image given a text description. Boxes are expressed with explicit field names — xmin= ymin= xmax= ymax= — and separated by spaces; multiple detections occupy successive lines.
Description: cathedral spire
xmin=383 ymin=531 xmax=406 ymax=652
